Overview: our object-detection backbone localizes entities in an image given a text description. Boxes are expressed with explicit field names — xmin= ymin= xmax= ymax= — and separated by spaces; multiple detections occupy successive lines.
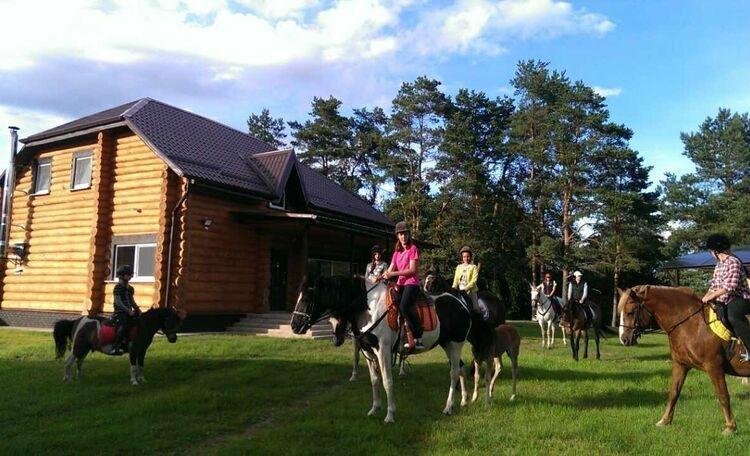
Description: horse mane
xmin=634 ymin=285 xmax=702 ymax=304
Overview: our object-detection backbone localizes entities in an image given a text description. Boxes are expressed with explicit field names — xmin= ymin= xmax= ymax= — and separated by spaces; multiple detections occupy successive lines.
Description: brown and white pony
xmin=618 ymin=285 xmax=750 ymax=435
xmin=470 ymin=323 xmax=520 ymax=404
xmin=53 ymin=307 xmax=186 ymax=385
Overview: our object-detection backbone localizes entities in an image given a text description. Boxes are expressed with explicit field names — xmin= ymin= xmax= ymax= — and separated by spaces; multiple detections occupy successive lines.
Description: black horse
xmin=53 ymin=307 xmax=186 ymax=385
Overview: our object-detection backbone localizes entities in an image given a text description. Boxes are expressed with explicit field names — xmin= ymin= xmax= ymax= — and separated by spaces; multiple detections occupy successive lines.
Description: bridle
xmin=293 ymin=280 xmax=383 ymax=332
xmin=619 ymin=288 xmax=704 ymax=342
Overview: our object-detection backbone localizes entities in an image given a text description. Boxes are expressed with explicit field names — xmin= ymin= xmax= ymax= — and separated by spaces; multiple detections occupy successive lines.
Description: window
xmin=71 ymin=151 xmax=92 ymax=190
xmin=33 ymin=158 xmax=51 ymax=194
xmin=111 ymin=234 xmax=157 ymax=281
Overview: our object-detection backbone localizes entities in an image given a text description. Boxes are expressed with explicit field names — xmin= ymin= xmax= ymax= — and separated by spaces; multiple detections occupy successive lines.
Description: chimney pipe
xmin=0 ymin=126 xmax=19 ymax=257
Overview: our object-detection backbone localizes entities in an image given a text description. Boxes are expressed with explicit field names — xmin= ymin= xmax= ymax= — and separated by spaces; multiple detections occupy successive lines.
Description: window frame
xmin=70 ymin=150 xmax=93 ymax=191
xmin=109 ymin=234 xmax=158 ymax=282
xmin=33 ymin=157 xmax=52 ymax=195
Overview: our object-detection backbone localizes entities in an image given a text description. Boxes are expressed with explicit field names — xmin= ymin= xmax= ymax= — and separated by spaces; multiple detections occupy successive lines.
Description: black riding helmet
xmin=116 ymin=264 xmax=134 ymax=278
xmin=371 ymin=245 xmax=382 ymax=254
xmin=705 ymin=233 xmax=731 ymax=253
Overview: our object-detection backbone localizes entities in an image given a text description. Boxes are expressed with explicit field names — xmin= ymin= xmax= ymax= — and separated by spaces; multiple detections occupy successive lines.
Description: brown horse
xmin=617 ymin=285 xmax=750 ymax=435
xmin=560 ymin=299 xmax=603 ymax=361
xmin=470 ymin=324 xmax=520 ymax=404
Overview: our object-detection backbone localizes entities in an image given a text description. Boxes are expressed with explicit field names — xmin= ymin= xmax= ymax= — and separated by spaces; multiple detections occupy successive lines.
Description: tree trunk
xmin=561 ymin=189 xmax=572 ymax=305
xmin=611 ymin=267 xmax=620 ymax=327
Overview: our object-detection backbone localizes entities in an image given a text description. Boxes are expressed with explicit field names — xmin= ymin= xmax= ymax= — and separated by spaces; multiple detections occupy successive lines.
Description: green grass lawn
xmin=1 ymin=323 xmax=749 ymax=455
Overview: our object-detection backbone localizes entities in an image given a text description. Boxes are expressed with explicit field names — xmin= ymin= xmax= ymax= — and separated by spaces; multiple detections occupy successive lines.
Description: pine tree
xmin=247 ymin=108 xmax=286 ymax=148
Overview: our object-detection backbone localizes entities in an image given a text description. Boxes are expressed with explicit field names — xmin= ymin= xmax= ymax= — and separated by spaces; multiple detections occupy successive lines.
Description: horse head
xmin=424 ymin=272 xmax=448 ymax=295
xmin=292 ymin=276 xmax=367 ymax=338
xmin=291 ymin=276 xmax=316 ymax=334
xmin=616 ymin=285 xmax=652 ymax=346
xmin=159 ymin=306 xmax=187 ymax=343
xmin=529 ymin=283 xmax=539 ymax=304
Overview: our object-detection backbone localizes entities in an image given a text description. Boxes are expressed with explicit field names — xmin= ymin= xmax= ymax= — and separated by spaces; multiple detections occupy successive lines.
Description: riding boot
xmin=112 ymin=325 xmax=127 ymax=355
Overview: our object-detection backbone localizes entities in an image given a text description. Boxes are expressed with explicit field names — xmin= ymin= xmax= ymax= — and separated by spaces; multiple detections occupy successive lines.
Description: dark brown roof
xmin=21 ymin=99 xmax=142 ymax=143
xmin=18 ymin=98 xmax=391 ymax=226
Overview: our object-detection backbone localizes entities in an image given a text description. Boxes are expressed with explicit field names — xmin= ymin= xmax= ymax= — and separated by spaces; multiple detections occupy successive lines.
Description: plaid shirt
xmin=710 ymin=255 xmax=750 ymax=302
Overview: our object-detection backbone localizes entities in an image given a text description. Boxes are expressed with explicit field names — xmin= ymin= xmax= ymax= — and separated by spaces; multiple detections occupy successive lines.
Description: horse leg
xmin=129 ymin=352 xmax=139 ymax=386
xmin=583 ymin=329 xmax=589 ymax=359
xmin=459 ymin=358 xmax=469 ymax=407
xmin=595 ymin=328 xmax=601 ymax=360
xmin=63 ymin=353 xmax=76 ymax=382
xmin=137 ymin=352 xmax=146 ymax=383
xmin=561 ymin=325 xmax=567 ymax=346
xmin=539 ymin=320 xmax=545 ymax=347
xmin=550 ymin=322 xmax=555 ymax=348
xmin=509 ymin=351 xmax=518 ymax=401
xmin=75 ymin=352 xmax=88 ymax=380
xmin=657 ymin=362 xmax=689 ymax=427
xmin=706 ymin=366 xmax=736 ymax=435
xmin=489 ymin=357 xmax=502 ymax=399
xmin=377 ymin=348 xmax=396 ymax=423
xmin=398 ymin=355 xmax=407 ymax=377
xmin=350 ymin=340 xmax=360 ymax=381
xmin=442 ymin=342 xmax=463 ymax=415
xmin=570 ymin=331 xmax=578 ymax=361
xmin=471 ymin=359 xmax=481 ymax=403
xmin=365 ymin=357 xmax=382 ymax=418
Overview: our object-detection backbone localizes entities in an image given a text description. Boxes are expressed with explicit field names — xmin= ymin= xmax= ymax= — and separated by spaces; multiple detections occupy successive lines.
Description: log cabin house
xmin=0 ymin=99 xmax=392 ymax=329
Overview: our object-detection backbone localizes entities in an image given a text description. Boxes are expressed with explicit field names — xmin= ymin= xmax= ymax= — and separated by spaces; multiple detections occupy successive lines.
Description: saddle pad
xmin=706 ymin=307 xmax=732 ymax=342
xmin=99 ymin=324 xmax=117 ymax=345
xmin=416 ymin=301 xmax=437 ymax=332
xmin=386 ymin=286 xmax=400 ymax=331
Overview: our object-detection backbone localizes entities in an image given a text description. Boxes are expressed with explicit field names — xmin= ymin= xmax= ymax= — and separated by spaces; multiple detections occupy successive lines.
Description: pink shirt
xmin=391 ymin=244 xmax=420 ymax=286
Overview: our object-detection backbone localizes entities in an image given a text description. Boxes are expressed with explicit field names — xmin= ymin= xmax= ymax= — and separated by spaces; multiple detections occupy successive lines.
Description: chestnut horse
xmin=617 ymin=285 xmax=750 ymax=435
xmin=560 ymin=298 xmax=603 ymax=361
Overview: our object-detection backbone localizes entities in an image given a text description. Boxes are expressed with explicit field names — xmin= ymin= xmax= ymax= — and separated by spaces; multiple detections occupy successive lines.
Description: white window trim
xmin=269 ymin=193 xmax=286 ymax=210
xmin=71 ymin=152 xmax=92 ymax=191
xmin=33 ymin=159 xmax=52 ymax=195
xmin=110 ymin=242 xmax=157 ymax=282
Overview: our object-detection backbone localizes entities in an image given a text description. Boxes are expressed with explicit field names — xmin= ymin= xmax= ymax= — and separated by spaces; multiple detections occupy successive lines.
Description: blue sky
xmin=1 ymin=0 xmax=749 ymax=186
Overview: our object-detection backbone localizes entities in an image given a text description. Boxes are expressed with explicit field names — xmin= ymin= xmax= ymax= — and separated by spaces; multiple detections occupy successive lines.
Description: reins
xmin=620 ymin=290 xmax=706 ymax=338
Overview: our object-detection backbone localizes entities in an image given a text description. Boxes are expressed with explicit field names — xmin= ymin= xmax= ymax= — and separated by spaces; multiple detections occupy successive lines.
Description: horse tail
xmin=53 ymin=319 xmax=75 ymax=359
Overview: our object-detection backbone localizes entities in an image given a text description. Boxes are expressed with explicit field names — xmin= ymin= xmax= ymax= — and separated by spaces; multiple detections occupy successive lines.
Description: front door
xmin=269 ymin=249 xmax=288 ymax=311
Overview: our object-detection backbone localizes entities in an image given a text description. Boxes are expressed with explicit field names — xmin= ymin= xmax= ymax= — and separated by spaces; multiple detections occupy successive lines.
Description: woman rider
xmin=701 ymin=233 xmax=750 ymax=361
xmin=452 ymin=246 xmax=484 ymax=318
xmin=382 ymin=221 xmax=424 ymax=349
xmin=364 ymin=245 xmax=388 ymax=287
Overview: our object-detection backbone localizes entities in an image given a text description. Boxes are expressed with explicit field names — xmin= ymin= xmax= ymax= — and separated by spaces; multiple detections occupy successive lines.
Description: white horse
xmin=530 ymin=285 xmax=565 ymax=348
xmin=292 ymin=276 xmax=472 ymax=423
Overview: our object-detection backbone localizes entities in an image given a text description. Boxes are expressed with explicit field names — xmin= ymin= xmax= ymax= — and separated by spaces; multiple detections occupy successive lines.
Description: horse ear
xmin=632 ymin=285 xmax=649 ymax=299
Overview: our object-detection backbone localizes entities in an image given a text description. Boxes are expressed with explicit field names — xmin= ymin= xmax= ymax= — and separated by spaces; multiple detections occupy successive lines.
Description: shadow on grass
xmin=518 ymin=365 xmax=669 ymax=383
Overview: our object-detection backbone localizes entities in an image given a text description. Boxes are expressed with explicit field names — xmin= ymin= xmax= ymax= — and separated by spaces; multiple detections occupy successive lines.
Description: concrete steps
xmin=228 ymin=311 xmax=331 ymax=340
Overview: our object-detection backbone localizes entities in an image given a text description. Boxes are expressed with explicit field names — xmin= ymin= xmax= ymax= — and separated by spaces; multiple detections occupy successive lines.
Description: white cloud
xmin=592 ymin=86 xmax=622 ymax=97
xmin=0 ymin=106 xmax=69 ymax=171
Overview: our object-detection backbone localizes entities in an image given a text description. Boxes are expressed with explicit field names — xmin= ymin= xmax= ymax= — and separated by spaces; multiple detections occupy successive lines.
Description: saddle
xmin=99 ymin=321 xmax=138 ymax=347
xmin=385 ymin=284 xmax=437 ymax=349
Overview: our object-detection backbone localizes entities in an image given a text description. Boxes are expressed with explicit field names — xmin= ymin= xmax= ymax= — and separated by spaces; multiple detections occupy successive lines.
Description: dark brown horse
xmin=617 ymin=285 xmax=750 ymax=435
xmin=560 ymin=298 xmax=603 ymax=361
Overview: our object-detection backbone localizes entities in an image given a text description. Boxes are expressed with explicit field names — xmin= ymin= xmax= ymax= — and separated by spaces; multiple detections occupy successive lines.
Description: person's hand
xmin=381 ymin=272 xmax=389 ymax=280
xmin=128 ymin=309 xmax=135 ymax=316
xmin=701 ymin=295 xmax=711 ymax=304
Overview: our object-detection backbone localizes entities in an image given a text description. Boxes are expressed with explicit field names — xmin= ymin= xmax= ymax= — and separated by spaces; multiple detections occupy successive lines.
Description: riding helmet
xmin=394 ymin=221 xmax=410 ymax=234
xmin=370 ymin=244 xmax=382 ymax=254
xmin=459 ymin=246 xmax=472 ymax=255
xmin=705 ymin=233 xmax=731 ymax=252
xmin=573 ymin=270 xmax=583 ymax=277
xmin=116 ymin=264 xmax=134 ymax=278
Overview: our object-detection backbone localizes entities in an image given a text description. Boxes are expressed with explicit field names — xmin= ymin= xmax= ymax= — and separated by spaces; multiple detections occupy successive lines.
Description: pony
xmin=560 ymin=297 xmax=603 ymax=361
xmin=618 ymin=285 xmax=750 ymax=435
xmin=291 ymin=275 xmax=472 ymax=423
xmin=470 ymin=323 xmax=520 ymax=404
xmin=53 ymin=306 xmax=186 ymax=385
xmin=530 ymin=284 xmax=565 ymax=348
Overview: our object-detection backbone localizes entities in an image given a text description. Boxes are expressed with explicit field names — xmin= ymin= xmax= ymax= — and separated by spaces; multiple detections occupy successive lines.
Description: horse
xmin=423 ymin=273 xmax=506 ymax=327
xmin=617 ymin=285 xmax=750 ymax=435
xmin=291 ymin=275 xmax=472 ymax=423
xmin=530 ymin=284 xmax=565 ymax=348
xmin=470 ymin=324 xmax=520 ymax=404
xmin=53 ymin=306 xmax=186 ymax=385
xmin=560 ymin=297 xmax=603 ymax=361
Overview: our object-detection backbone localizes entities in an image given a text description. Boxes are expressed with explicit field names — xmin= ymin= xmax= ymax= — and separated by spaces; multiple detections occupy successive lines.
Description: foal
xmin=470 ymin=323 xmax=520 ymax=404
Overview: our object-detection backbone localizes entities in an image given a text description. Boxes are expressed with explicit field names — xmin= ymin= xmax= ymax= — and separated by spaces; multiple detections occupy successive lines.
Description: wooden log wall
xmin=102 ymin=132 xmax=169 ymax=312
xmin=1 ymin=131 xmax=170 ymax=313
xmin=180 ymin=191 xmax=270 ymax=314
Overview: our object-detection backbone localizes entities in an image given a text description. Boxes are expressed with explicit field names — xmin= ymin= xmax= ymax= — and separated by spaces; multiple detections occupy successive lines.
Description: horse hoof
xmin=722 ymin=427 xmax=736 ymax=436
xmin=460 ymin=400 xmax=468 ymax=407
xmin=509 ymin=394 xmax=516 ymax=401
xmin=349 ymin=375 xmax=357 ymax=382
xmin=384 ymin=415 xmax=395 ymax=424
xmin=131 ymin=380 xmax=139 ymax=386
xmin=655 ymin=419 xmax=669 ymax=427
xmin=442 ymin=408 xmax=453 ymax=416
xmin=367 ymin=407 xmax=380 ymax=417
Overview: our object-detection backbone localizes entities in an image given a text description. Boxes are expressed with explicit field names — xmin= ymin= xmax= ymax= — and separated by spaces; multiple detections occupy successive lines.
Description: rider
xmin=364 ymin=245 xmax=388 ymax=287
xmin=452 ymin=246 xmax=487 ymax=320
xmin=535 ymin=271 xmax=560 ymax=319
xmin=382 ymin=221 xmax=424 ymax=350
xmin=112 ymin=264 xmax=141 ymax=355
xmin=567 ymin=270 xmax=588 ymax=307
xmin=701 ymin=233 xmax=750 ymax=361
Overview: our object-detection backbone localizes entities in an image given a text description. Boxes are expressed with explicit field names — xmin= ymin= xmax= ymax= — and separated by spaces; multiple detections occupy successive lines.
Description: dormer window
xmin=33 ymin=157 xmax=51 ymax=195
xmin=71 ymin=150 xmax=92 ymax=190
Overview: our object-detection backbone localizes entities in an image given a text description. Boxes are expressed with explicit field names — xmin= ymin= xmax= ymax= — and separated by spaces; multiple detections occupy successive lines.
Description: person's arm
xmin=452 ymin=267 xmax=461 ymax=289
xmin=703 ymin=261 xmax=739 ymax=303
xmin=391 ymin=259 xmax=418 ymax=278
xmin=581 ymin=283 xmax=588 ymax=302
xmin=465 ymin=266 xmax=478 ymax=291
xmin=567 ymin=283 xmax=572 ymax=301
xmin=550 ymin=281 xmax=557 ymax=296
